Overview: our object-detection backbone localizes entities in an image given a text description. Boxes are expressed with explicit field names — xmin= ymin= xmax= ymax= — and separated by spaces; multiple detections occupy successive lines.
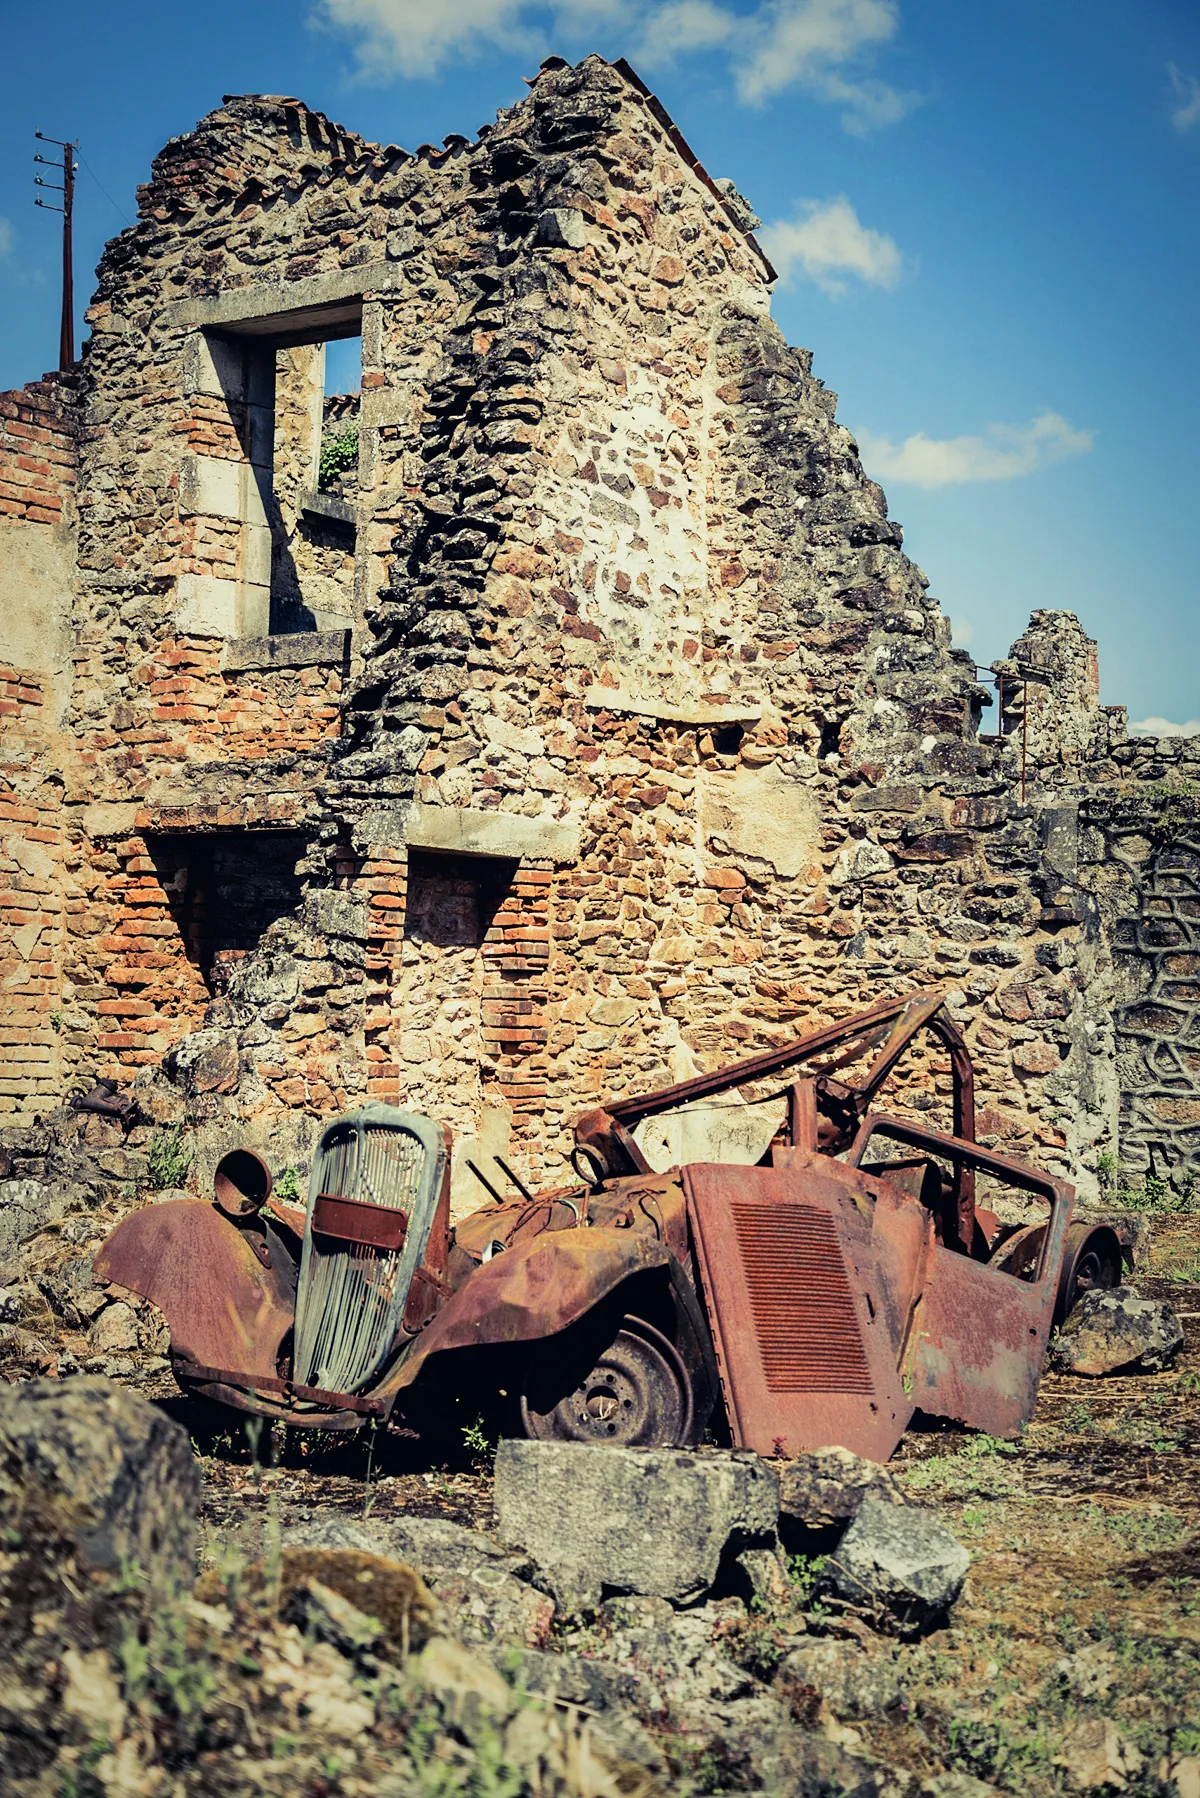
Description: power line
xmin=76 ymin=150 xmax=133 ymax=227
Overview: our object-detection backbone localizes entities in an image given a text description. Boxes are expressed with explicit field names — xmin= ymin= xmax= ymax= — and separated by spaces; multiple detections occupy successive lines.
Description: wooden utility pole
xmin=34 ymin=131 xmax=78 ymax=369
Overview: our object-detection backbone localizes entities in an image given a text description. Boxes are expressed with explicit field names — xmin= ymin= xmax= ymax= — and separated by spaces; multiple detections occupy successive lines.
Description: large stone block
xmin=1052 ymin=1287 xmax=1184 ymax=1375
xmin=494 ymin=1440 xmax=779 ymax=1607
xmin=0 ymin=1377 xmax=199 ymax=1655
xmin=822 ymin=1497 xmax=969 ymax=1635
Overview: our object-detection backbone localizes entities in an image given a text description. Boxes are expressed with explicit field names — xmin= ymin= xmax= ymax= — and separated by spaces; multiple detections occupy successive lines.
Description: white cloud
xmin=637 ymin=0 xmax=736 ymax=64
xmin=313 ymin=0 xmax=918 ymax=130
xmin=759 ymin=196 xmax=903 ymax=295
xmin=950 ymin=618 xmax=974 ymax=650
xmin=1168 ymin=64 xmax=1200 ymax=133
xmin=1128 ymin=716 xmax=1200 ymax=739
xmin=314 ymin=0 xmax=538 ymax=80
xmin=857 ymin=411 xmax=1094 ymax=489
xmin=0 ymin=218 xmax=13 ymax=259
xmin=731 ymin=0 xmax=917 ymax=126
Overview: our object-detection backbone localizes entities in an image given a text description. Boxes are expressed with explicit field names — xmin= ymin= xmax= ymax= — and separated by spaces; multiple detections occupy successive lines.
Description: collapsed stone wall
xmin=0 ymin=55 xmax=1194 ymax=1215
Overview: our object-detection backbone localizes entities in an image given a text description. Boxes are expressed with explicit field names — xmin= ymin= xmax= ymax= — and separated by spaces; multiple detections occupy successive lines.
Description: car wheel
xmin=518 ymin=1314 xmax=695 ymax=1448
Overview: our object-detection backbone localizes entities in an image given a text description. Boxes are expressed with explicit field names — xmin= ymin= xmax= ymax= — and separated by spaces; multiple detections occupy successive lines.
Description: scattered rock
xmin=282 ymin=1575 xmax=386 ymax=1660
xmin=88 ymin=1298 xmax=139 ymax=1353
xmin=1053 ymin=1642 xmax=1117 ymax=1699
xmin=284 ymin=1515 xmax=389 ymax=1555
xmin=780 ymin=1637 xmax=910 ymax=1721
xmin=0 ymin=1178 xmax=73 ymax=1262
xmin=1053 ymin=1287 xmax=1184 ymax=1375
xmin=286 ymin=1513 xmax=551 ymax=1648
xmin=279 ymin=1547 xmax=438 ymax=1661
xmin=503 ymin=1649 xmax=666 ymax=1775
xmin=0 ymin=1377 xmax=199 ymax=1659
xmin=384 ymin=1511 xmax=535 ymax=1582
xmin=736 ymin=1541 xmax=795 ymax=1607
xmin=822 ymin=1498 xmax=969 ymax=1636
xmin=779 ymin=1445 xmax=908 ymax=1525
xmin=429 ymin=1563 xmax=556 ymax=1649
xmin=1055 ymin=1715 xmax=1143 ymax=1790
xmin=494 ymin=1440 xmax=779 ymax=1608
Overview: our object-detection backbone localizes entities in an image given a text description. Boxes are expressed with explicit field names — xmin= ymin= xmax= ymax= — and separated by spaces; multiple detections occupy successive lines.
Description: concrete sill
xmin=222 ymin=629 xmax=351 ymax=673
xmin=301 ymin=489 xmax=356 ymax=530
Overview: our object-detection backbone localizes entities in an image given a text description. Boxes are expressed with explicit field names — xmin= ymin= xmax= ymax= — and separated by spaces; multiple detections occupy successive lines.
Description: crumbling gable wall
xmin=0 ymin=55 xmax=1190 ymax=1207
xmin=328 ymin=56 xmax=1108 ymax=1196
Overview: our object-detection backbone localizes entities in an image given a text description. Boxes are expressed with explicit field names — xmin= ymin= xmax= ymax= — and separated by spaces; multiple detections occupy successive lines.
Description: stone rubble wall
xmin=0 ymin=59 xmax=1195 ymax=1217
xmin=992 ymin=608 xmax=1200 ymax=1189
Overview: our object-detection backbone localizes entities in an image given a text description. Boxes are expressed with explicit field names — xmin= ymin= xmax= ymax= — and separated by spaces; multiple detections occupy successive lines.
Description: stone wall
xmin=0 ymin=57 xmax=1195 ymax=1214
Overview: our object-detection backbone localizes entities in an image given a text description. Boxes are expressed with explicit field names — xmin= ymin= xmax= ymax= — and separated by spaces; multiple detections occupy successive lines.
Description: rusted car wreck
xmin=97 ymin=993 xmax=1122 ymax=1462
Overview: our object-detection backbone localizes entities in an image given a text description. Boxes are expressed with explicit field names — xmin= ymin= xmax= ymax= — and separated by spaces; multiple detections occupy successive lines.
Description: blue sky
xmin=2 ymin=1 xmax=1197 ymax=729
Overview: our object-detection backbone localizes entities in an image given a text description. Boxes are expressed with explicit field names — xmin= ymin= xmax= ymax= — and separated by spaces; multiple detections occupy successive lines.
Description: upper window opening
xmin=270 ymin=334 xmax=361 ymax=636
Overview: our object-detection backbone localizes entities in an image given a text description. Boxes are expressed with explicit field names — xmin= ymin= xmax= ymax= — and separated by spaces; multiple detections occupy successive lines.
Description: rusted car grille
xmin=732 ymin=1201 xmax=873 ymax=1393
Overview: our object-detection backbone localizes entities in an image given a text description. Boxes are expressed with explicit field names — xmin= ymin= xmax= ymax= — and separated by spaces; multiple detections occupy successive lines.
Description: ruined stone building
xmin=2 ymin=53 xmax=1198 ymax=1217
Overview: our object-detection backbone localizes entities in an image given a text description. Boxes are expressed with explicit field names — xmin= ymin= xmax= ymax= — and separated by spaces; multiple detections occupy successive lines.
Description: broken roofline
xmin=133 ymin=54 xmax=776 ymax=285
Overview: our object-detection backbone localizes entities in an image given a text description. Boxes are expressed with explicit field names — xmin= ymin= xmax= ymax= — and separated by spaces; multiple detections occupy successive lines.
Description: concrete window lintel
xmin=405 ymin=804 xmax=580 ymax=865
xmin=164 ymin=263 xmax=401 ymax=341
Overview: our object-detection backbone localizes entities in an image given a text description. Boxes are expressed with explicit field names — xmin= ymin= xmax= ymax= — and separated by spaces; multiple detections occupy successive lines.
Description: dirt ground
xmin=3 ymin=1202 xmax=1198 ymax=1794
xmin=174 ymin=1216 xmax=1200 ymax=1795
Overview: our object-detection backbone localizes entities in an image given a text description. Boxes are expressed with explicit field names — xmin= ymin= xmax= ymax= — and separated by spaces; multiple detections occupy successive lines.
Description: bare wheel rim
xmin=519 ymin=1316 xmax=694 ymax=1448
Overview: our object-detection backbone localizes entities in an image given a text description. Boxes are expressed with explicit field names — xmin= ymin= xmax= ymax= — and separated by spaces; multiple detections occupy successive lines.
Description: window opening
xmin=271 ymin=333 xmax=361 ymax=634
xmin=149 ymin=832 xmax=307 ymax=996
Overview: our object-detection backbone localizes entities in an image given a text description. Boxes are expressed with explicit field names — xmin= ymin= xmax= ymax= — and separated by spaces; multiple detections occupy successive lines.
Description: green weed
xmin=273 ymin=1165 xmax=303 ymax=1204
xmin=146 ymin=1124 xmax=193 ymax=1191
xmin=462 ymin=1415 xmax=492 ymax=1461
xmin=319 ymin=425 xmax=358 ymax=490
xmin=901 ymin=1436 xmax=1020 ymax=1500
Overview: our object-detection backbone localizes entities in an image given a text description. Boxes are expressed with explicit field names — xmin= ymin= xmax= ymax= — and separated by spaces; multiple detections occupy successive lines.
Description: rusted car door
xmin=848 ymin=1114 xmax=1074 ymax=1436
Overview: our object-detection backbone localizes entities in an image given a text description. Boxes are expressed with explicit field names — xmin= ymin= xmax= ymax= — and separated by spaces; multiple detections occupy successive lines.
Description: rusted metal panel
xmin=903 ymin=1247 xmax=1060 ymax=1436
xmin=376 ymin=1227 xmax=675 ymax=1399
xmin=94 ymin=1201 xmax=294 ymax=1379
xmin=312 ymin=1192 xmax=409 ymax=1252
xmin=684 ymin=1163 xmax=913 ymax=1461
xmin=848 ymin=1111 xmax=1074 ymax=1435
xmin=173 ymin=1360 xmax=387 ymax=1416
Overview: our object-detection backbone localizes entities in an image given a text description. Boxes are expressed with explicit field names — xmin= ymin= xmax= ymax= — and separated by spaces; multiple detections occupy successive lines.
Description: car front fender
xmin=93 ymin=1201 xmax=295 ymax=1380
xmin=375 ymin=1225 xmax=675 ymax=1398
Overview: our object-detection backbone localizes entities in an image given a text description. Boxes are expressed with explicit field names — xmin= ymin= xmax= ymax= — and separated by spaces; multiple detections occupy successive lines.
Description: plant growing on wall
xmin=318 ymin=425 xmax=358 ymax=491
xmin=146 ymin=1125 xmax=194 ymax=1191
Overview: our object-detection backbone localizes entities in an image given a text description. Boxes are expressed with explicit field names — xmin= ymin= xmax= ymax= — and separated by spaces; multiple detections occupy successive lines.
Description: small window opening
xmin=149 ymin=832 xmax=307 ymax=996
xmin=713 ymin=722 xmax=745 ymax=756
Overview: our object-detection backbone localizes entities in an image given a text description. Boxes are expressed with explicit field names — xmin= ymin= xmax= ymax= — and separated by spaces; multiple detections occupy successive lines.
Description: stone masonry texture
xmin=0 ymin=55 xmax=1197 ymax=1212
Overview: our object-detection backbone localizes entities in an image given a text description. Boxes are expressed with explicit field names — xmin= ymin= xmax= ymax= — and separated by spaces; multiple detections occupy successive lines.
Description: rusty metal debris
xmin=70 ymin=1078 xmax=138 ymax=1127
xmin=93 ymin=992 xmax=1124 ymax=1461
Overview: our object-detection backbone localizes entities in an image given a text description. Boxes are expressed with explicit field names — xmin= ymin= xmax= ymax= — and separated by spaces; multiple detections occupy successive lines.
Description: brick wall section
xmin=364 ymin=850 xmax=407 ymax=1109
xmin=0 ymin=670 xmax=65 ymax=1120
xmin=484 ymin=866 xmax=552 ymax=1145
xmin=0 ymin=371 xmax=79 ymax=524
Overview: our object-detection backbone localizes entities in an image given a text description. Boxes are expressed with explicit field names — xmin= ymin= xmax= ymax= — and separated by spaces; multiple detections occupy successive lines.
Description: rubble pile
xmin=0 ymin=1378 xmax=997 ymax=1798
